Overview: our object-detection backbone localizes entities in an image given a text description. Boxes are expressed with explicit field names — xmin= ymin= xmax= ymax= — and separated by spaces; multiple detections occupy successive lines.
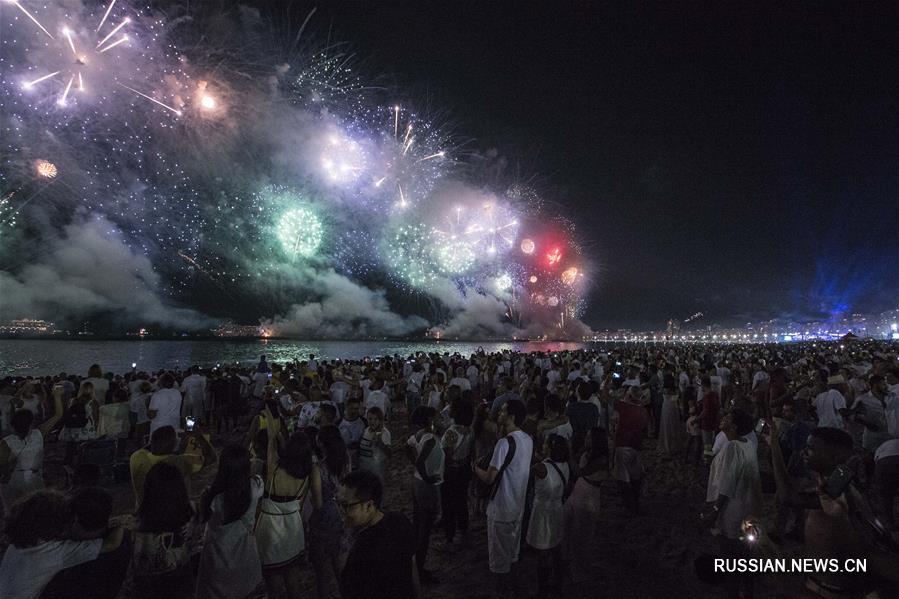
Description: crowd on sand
xmin=1 ymin=341 xmax=899 ymax=599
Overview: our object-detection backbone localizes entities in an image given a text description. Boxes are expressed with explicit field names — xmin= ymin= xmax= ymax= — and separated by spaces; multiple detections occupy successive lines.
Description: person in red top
xmin=612 ymin=384 xmax=649 ymax=514
xmin=697 ymin=376 xmax=720 ymax=462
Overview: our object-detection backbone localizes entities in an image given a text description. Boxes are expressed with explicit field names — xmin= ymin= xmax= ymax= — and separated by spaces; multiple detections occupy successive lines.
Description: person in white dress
xmin=564 ymin=427 xmax=608 ymax=583
xmin=527 ymin=434 xmax=570 ymax=596
xmin=196 ymin=445 xmax=267 ymax=599
xmin=658 ymin=374 xmax=685 ymax=455
xmin=0 ymin=409 xmax=44 ymax=511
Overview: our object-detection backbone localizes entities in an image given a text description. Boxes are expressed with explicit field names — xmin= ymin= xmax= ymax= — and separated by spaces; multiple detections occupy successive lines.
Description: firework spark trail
xmin=415 ymin=151 xmax=444 ymax=163
xmin=96 ymin=18 xmax=129 ymax=48
xmin=176 ymin=250 xmax=240 ymax=297
xmin=116 ymin=83 xmax=182 ymax=115
xmin=23 ymin=71 xmax=60 ymax=88
xmin=96 ymin=0 xmax=117 ymax=32
xmin=6 ymin=0 xmax=54 ymax=39
xmin=58 ymin=74 xmax=74 ymax=105
xmin=98 ymin=35 xmax=128 ymax=53
xmin=63 ymin=28 xmax=78 ymax=56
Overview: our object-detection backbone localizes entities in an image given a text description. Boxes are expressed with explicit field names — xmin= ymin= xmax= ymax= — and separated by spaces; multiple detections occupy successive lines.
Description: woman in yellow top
xmin=244 ymin=397 xmax=288 ymax=457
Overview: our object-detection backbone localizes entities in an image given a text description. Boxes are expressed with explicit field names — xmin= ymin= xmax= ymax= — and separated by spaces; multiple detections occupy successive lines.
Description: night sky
xmin=292 ymin=1 xmax=899 ymax=329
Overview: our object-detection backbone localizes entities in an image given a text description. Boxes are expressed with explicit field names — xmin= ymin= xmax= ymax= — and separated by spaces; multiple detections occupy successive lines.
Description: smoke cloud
xmin=0 ymin=215 xmax=209 ymax=328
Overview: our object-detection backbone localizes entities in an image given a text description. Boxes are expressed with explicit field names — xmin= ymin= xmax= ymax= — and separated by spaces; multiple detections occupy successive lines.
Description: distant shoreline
xmin=0 ymin=335 xmax=585 ymax=343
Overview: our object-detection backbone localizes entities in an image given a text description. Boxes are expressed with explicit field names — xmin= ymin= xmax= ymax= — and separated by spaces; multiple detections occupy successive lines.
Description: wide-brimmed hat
xmin=827 ymin=374 xmax=846 ymax=385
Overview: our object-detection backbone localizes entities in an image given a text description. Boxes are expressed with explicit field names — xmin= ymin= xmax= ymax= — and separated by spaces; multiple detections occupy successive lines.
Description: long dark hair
xmin=280 ymin=431 xmax=314 ymax=480
xmin=138 ymin=462 xmax=194 ymax=533
xmin=317 ymin=425 xmax=347 ymax=478
xmin=201 ymin=445 xmax=252 ymax=525
xmin=586 ymin=427 xmax=609 ymax=463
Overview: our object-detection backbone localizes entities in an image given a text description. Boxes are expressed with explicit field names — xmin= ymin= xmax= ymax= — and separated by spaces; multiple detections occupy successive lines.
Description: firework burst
xmin=0 ymin=1 xmax=592 ymax=336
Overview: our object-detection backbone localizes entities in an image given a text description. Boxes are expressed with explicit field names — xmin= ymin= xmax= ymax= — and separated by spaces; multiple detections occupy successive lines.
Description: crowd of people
xmin=0 ymin=341 xmax=899 ymax=598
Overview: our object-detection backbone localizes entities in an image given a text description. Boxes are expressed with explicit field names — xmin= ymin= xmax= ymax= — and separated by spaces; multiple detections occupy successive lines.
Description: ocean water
xmin=0 ymin=339 xmax=590 ymax=376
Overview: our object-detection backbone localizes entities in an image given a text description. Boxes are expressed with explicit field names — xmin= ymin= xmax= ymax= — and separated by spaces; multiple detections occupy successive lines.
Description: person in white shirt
xmin=449 ymin=367 xmax=472 ymax=393
xmin=592 ymin=360 xmax=605 ymax=383
xmin=358 ymin=406 xmax=392 ymax=484
xmin=405 ymin=364 xmax=427 ymax=418
xmin=83 ymin=364 xmax=110 ymax=405
xmin=546 ymin=364 xmax=561 ymax=394
xmin=887 ymin=370 xmax=899 ymax=399
xmin=716 ymin=363 xmax=731 ymax=388
xmin=813 ymin=376 xmax=850 ymax=430
xmin=364 ymin=379 xmax=390 ymax=420
xmin=129 ymin=380 xmax=153 ymax=439
xmin=849 ymin=375 xmax=898 ymax=453
xmin=566 ymin=365 xmax=587 ymax=384
xmin=678 ymin=370 xmax=691 ymax=394
xmin=339 ymin=397 xmax=367 ymax=469
xmin=148 ymin=374 xmax=182 ymax=435
xmin=707 ymin=367 xmax=723 ymax=397
xmin=466 ymin=361 xmax=480 ymax=392
xmin=474 ymin=400 xmax=533 ymax=593
xmin=328 ymin=377 xmax=351 ymax=409
xmin=237 ymin=372 xmax=251 ymax=398
xmin=180 ymin=367 xmax=207 ymax=425
xmin=704 ymin=409 xmax=762 ymax=547
xmin=128 ymin=374 xmax=149 ymax=399
xmin=874 ymin=438 xmax=899 ymax=529
xmin=359 ymin=373 xmax=373 ymax=402
xmin=751 ymin=365 xmax=770 ymax=392
xmin=251 ymin=369 xmax=269 ymax=400
xmin=0 ymin=490 xmax=124 ymax=599
xmin=0 ymin=409 xmax=44 ymax=511
xmin=406 ymin=405 xmax=445 ymax=585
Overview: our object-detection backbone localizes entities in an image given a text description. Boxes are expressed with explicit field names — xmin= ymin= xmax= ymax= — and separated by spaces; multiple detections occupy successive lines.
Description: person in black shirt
xmin=566 ymin=381 xmax=599 ymax=457
xmin=40 ymin=487 xmax=131 ymax=599
xmin=209 ymin=370 xmax=229 ymax=434
xmin=223 ymin=370 xmax=245 ymax=431
xmin=339 ymin=469 xmax=418 ymax=599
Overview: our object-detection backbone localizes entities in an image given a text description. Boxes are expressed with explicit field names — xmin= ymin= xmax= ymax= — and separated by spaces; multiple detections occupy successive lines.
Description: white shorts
xmin=487 ymin=516 xmax=522 ymax=574
xmin=612 ymin=447 xmax=642 ymax=483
